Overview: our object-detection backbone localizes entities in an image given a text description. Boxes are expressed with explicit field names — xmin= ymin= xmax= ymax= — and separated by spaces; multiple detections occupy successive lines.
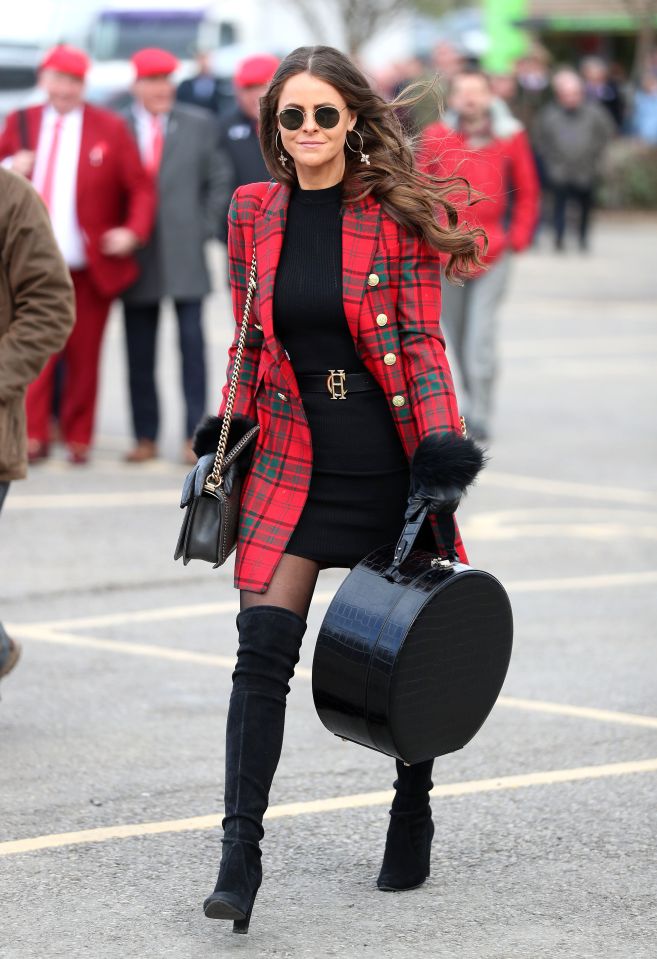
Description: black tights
xmin=239 ymin=553 xmax=434 ymax=799
xmin=240 ymin=553 xmax=321 ymax=619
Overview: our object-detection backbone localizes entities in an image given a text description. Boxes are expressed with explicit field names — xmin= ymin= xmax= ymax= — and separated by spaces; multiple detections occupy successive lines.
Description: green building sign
xmin=483 ymin=0 xmax=529 ymax=73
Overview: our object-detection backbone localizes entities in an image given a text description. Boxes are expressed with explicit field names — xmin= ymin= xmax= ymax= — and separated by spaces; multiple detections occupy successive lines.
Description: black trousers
xmin=552 ymin=183 xmax=594 ymax=248
xmin=123 ymin=299 xmax=206 ymax=441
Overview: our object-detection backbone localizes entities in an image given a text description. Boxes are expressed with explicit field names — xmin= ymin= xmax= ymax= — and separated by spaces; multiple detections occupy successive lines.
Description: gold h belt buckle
xmin=326 ymin=369 xmax=347 ymax=400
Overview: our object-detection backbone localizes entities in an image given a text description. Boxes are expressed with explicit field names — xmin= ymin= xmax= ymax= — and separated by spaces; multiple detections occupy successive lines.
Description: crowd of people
xmin=0 ymin=39 xmax=653 ymax=468
xmin=0 ymin=45 xmax=280 ymax=469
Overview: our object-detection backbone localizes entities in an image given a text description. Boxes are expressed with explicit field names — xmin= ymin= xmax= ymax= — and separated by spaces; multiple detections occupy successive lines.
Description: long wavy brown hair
xmin=259 ymin=45 xmax=486 ymax=279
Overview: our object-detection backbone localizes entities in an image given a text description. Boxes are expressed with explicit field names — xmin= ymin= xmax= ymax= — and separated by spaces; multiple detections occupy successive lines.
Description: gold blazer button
xmin=368 ymin=273 xmax=380 ymax=287
xmin=277 ymin=392 xmax=287 ymax=401
xmin=376 ymin=313 xmax=388 ymax=327
xmin=392 ymin=394 xmax=405 ymax=407
xmin=383 ymin=352 xmax=397 ymax=366
xmin=254 ymin=322 xmax=263 ymax=331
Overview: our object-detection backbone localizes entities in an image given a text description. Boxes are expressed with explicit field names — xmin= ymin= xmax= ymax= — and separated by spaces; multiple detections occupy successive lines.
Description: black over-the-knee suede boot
xmin=377 ymin=758 xmax=435 ymax=891
xmin=203 ymin=605 xmax=307 ymax=932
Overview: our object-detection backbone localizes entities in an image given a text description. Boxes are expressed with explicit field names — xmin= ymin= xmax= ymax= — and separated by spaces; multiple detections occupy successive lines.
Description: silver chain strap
xmin=207 ymin=244 xmax=258 ymax=487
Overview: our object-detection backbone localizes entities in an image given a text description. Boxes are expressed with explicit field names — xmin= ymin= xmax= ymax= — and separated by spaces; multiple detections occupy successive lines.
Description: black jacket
xmin=177 ymin=74 xmax=223 ymax=116
xmin=217 ymin=106 xmax=270 ymax=242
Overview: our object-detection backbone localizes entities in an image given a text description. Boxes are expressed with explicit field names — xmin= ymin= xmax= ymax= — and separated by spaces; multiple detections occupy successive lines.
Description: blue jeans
xmin=440 ymin=255 xmax=511 ymax=435
xmin=124 ymin=300 xmax=207 ymax=441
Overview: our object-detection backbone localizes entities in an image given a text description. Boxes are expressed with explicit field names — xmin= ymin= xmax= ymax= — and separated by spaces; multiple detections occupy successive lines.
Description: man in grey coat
xmin=534 ymin=69 xmax=615 ymax=251
xmin=122 ymin=48 xmax=232 ymax=464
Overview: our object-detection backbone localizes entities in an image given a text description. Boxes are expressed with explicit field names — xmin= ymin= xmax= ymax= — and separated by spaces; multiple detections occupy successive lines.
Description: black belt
xmin=296 ymin=370 xmax=377 ymax=400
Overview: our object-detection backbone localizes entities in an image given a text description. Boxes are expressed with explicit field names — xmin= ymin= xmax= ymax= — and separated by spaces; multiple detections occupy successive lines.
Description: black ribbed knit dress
xmin=273 ymin=182 xmax=411 ymax=566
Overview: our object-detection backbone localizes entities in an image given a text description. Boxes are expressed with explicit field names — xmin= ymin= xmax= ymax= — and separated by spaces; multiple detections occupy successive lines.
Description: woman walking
xmin=195 ymin=45 xmax=484 ymax=933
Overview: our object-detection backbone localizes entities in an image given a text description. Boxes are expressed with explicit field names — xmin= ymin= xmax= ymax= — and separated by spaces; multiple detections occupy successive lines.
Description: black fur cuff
xmin=410 ymin=432 xmax=486 ymax=492
xmin=192 ymin=414 xmax=257 ymax=458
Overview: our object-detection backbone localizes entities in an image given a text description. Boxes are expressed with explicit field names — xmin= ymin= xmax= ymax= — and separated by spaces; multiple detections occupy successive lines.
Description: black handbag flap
xmin=180 ymin=453 xmax=215 ymax=508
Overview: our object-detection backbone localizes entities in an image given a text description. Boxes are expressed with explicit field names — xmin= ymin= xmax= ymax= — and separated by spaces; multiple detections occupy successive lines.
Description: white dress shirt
xmin=32 ymin=105 xmax=86 ymax=269
xmin=131 ymin=103 xmax=168 ymax=168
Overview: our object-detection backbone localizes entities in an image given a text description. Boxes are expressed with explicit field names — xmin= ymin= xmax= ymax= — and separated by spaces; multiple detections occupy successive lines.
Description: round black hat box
xmin=312 ymin=532 xmax=513 ymax=766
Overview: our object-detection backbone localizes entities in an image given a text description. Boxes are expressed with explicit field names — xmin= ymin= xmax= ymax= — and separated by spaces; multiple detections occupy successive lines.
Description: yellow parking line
xmin=496 ymin=697 xmax=657 ymax=730
xmin=5 ymin=490 xmax=179 ymax=510
xmin=507 ymin=297 xmax=656 ymax=313
xmin=5 ymin=472 xmax=657 ymax=511
xmin=8 ymin=626 xmax=657 ymax=730
xmin=507 ymin=570 xmax=657 ymax=592
xmin=5 ymin=627 xmax=249 ymax=676
xmin=2 ymin=757 xmax=656 ymax=858
xmin=503 ymin=335 xmax=657 ymax=358
xmin=31 ymin=600 xmax=243 ymax=631
xmin=480 ymin=471 xmax=657 ymax=507
xmin=7 ymin=568 xmax=657 ymax=635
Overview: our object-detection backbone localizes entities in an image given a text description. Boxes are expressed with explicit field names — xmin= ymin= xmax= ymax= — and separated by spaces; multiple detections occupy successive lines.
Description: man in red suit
xmin=419 ymin=67 xmax=539 ymax=442
xmin=0 ymin=45 xmax=156 ymax=463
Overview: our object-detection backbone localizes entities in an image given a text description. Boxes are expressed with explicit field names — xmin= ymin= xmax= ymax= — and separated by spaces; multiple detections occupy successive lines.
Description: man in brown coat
xmin=0 ymin=168 xmax=75 ymax=688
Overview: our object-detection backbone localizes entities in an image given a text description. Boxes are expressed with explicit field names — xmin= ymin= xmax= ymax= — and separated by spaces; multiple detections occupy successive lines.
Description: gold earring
xmin=345 ymin=129 xmax=370 ymax=166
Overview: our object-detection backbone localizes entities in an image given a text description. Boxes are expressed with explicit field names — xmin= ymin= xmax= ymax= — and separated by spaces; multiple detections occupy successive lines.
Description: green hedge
xmin=598 ymin=138 xmax=657 ymax=210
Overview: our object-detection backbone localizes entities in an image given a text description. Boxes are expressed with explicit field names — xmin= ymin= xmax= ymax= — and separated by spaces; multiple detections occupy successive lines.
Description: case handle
xmin=387 ymin=504 xmax=458 ymax=575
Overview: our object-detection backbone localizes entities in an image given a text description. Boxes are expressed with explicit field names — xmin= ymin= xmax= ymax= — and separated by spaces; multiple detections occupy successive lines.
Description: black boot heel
xmin=203 ymin=888 xmax=258 ymax=933
xmin=203 ymin=839 xmax=262 ymax=932
xmin=232 ymin=890 xmax=257 ymax=934
xmin=377 ymin=813 xmax=435 ymax=891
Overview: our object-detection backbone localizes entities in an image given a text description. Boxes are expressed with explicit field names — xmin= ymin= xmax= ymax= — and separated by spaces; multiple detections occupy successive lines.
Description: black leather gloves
xmin=406 ymin=432 xmax=486 ymax=518
xmin=405 ymin=483 xmax=462 ymax=520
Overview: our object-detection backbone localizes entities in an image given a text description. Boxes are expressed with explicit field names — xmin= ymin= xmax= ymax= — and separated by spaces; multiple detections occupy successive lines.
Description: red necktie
xmin=149 ymin=115 xmax=163 ymax=174
xmin=40 ymin=115 xmax=63 ymax=210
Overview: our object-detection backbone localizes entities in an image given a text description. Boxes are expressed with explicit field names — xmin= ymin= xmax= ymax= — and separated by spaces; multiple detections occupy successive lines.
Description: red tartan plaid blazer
xmin=219 ymin=180 xmax=467 ymax=593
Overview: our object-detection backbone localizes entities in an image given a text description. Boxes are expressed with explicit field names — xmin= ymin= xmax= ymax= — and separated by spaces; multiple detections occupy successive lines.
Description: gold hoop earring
xmin=345 ymin=129 xmax=370 ymax=166
xmin=276 ymin=130 xmax=288 ymax=167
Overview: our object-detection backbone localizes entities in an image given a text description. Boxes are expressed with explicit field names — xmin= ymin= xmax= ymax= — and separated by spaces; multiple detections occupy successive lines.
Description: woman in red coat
xmin=193 ymin=45 xmax=484 ymax=932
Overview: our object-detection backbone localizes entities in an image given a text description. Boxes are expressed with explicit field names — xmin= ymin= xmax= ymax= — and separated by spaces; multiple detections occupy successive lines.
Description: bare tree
xmin=618 ymin=0 xmax=657 ymax=76
xmin=411 ymin=0 xmax=474 ymax=17
xmin=286 ymin=0 xmax=410 ymax=56
xmin=284 ymin=0 xmax=330 ymax=47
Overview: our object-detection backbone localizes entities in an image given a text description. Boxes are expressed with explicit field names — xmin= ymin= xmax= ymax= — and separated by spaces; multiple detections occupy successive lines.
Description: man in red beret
xmin=216 ymin=54 xmax=279 ymax=243
xmin=121 ymin=48 xmax=231 ymax=464
xmin=0 ymin=44 xmax=156 ymax=464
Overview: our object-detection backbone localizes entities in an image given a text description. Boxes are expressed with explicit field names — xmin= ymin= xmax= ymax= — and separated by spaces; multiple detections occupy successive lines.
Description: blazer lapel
xmin=77 ymin=106 xmax=95 ymax=205
xmin=27 ymin=107 xmax=43 ymax=152
xmin=159 ymin=109 xmax=182 ymax=184
xmin=253 ymin=182 xmax=290 ymax=357
xmin=124 ymin=109 xmax=137 ymax=140
xmin=341 ymin=194 xmax=381 ymax=346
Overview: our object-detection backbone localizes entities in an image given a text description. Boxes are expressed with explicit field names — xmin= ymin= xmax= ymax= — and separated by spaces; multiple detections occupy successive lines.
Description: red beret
xmin=40 ymin=45 xmax=90 ymax=79
xmin=132 ymin=48 xmax=179 ymax=79
xmin=234 ymin=54 xmax=279 ymax=89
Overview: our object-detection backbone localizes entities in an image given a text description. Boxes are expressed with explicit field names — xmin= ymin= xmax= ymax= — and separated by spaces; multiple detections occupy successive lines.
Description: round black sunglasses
xmin=277 ymin=106 xmax=347 ymax=131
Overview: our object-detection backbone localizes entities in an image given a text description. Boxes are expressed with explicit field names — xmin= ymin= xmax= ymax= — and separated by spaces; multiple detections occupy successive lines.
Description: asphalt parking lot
xmin=1 ymin=217 xmax=656 ymax=958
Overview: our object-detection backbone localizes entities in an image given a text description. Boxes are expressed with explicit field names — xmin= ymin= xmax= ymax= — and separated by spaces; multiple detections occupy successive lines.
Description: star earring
xmin=276 ymin=131 xmax=288 ymax=167
xmin=345 ymin=129 xmax=370 ymax=166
